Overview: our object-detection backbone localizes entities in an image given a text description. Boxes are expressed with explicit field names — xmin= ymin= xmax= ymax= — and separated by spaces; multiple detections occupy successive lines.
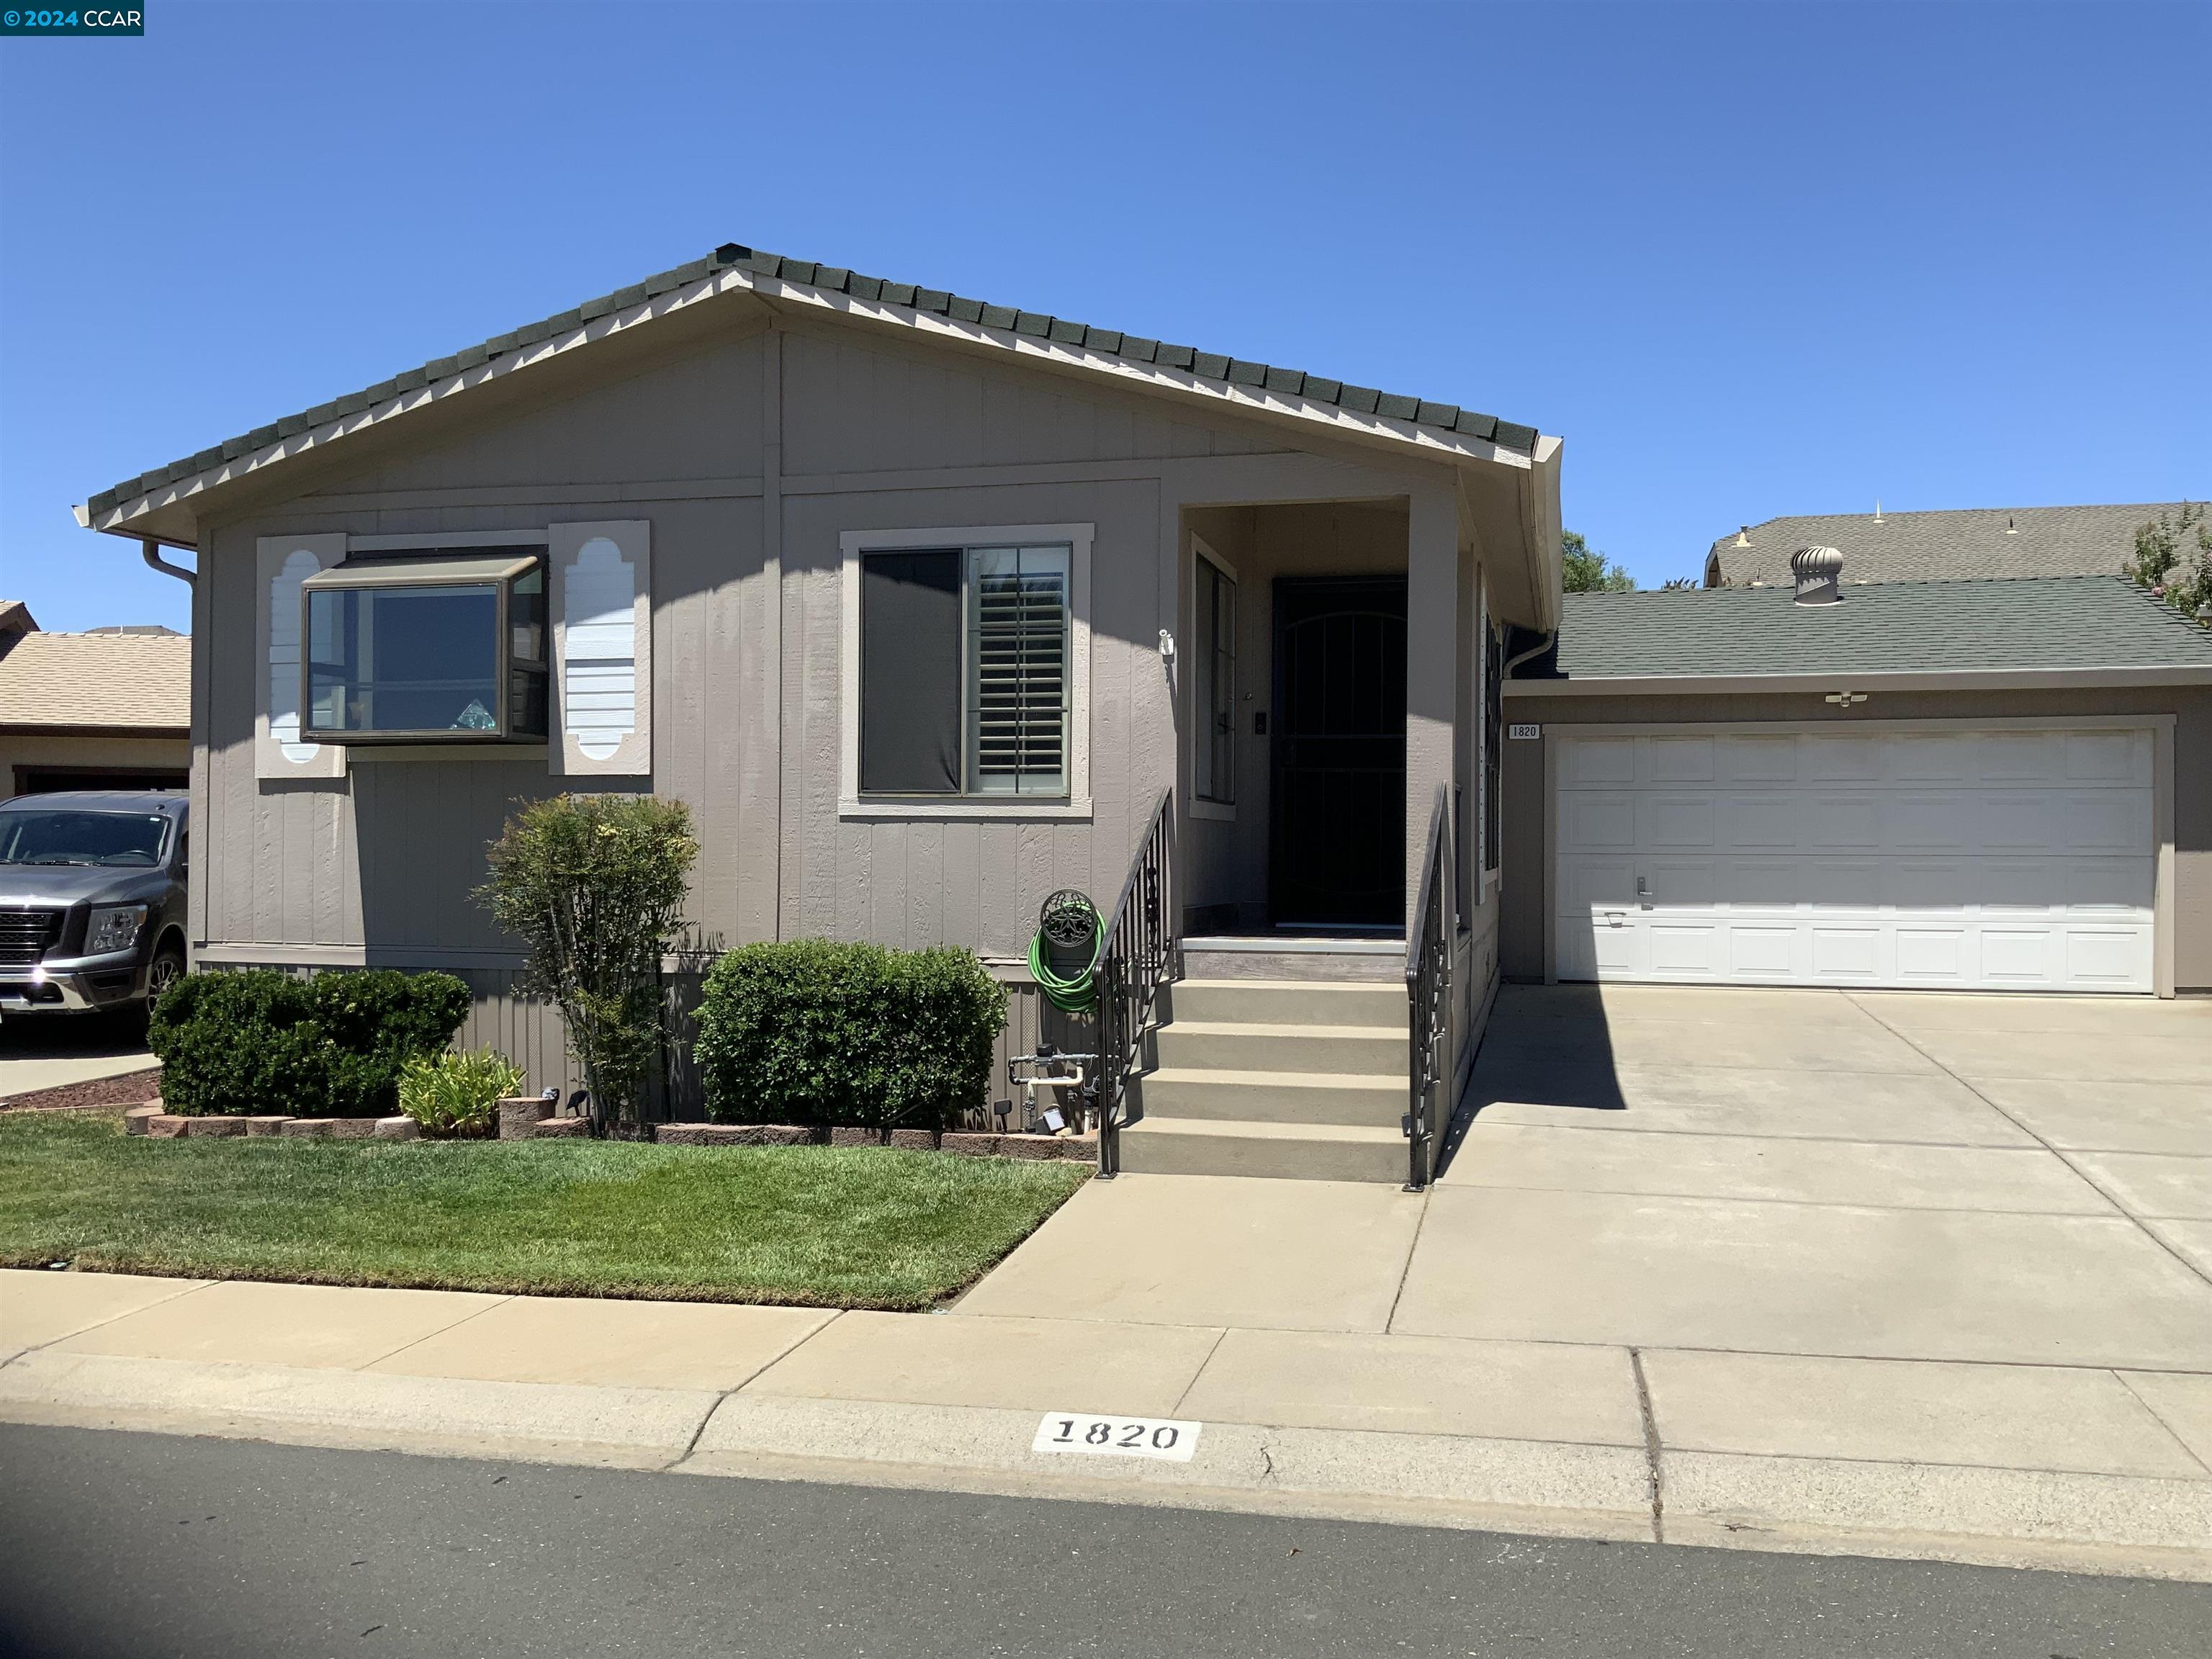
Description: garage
xmin=1498 ymin=570 xmax=2212 ymax=999
xmin=1551 ymin=725 xmax=2154 ymax=992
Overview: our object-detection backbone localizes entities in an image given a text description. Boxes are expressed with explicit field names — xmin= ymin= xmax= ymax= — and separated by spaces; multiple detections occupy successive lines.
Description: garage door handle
xmin=1636 ymin=876 xmax=1652 ymax=911
xmin=1602 ymin=911 xmax=1627 ymax=929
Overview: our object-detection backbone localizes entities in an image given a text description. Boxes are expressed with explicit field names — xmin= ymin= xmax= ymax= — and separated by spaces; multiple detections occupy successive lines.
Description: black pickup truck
xmin=0 ymin=790 xmax=189 ymax=1017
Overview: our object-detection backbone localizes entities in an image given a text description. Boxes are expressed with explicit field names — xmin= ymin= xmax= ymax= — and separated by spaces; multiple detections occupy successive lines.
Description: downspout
xmin=141 ymin=537 xmax=197 ymax=586
xmin=1503 ymin=630 xmax=1554 ymax=678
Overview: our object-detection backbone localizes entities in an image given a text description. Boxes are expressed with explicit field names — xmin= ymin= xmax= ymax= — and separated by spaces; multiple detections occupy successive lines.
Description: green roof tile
xmin=1526 ymin=577 xmax=2212 ymax=681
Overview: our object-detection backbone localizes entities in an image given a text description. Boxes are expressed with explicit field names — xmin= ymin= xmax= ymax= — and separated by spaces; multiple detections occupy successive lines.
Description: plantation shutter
xmin=968 ymin=546 xmax=1069 ymax=796
xmin=860 ymin=549 xmax=962 ymax=793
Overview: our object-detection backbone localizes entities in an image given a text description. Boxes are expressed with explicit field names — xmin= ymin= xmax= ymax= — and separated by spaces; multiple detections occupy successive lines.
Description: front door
xmin=1269 ymin=576 xmax=1407 ymax=927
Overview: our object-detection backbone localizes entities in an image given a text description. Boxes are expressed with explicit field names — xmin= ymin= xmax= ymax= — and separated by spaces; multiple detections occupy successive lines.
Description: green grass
xmin=0 ymin=1111 xmax=1089 ymax=1310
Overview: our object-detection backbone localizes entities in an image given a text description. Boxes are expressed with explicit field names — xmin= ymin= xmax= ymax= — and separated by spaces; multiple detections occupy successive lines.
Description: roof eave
xmin=77 ymin=260 xmax=1539 ymax=539
xmin=1506 ymin=664 xmax=2212 ymax=696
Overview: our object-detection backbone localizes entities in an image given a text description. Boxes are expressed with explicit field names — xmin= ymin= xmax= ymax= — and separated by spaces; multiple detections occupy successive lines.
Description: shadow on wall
xmin=1431 ymin=981 xmax=1624 ymax=1177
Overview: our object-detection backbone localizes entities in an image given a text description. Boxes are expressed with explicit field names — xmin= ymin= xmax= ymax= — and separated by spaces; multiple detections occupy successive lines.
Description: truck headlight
xmin=86 ymin=904 xmax=149 ymax=955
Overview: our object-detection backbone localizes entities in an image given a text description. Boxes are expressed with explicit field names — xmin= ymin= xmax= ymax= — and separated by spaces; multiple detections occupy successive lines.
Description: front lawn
xmin=0 ymin=1112 xmax=1087 ymax=1310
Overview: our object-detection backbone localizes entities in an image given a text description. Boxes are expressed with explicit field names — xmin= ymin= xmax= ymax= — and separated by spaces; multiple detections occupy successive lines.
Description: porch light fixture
xmin=1824 ymin=691 xmax=1869 ymax=707
xmin=300 ymin=552 xmax=549 ymax=743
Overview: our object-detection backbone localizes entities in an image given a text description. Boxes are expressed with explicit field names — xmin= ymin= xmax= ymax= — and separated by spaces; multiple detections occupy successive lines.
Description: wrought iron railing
xmin=1404 ymin=785 xmax=1452 ymax=1191
xmin=1094 ymin=788 xmax=1175 ymax=1179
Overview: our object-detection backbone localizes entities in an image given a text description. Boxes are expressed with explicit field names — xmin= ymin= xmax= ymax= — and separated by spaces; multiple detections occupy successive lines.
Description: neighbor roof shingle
xmin=84 ymin=243 xmax=1539 ymax=518
xmin=1705 ymin=504 xmax=2189 ymax=587
xmin=1523 ymin=577 xmax=2212 ymax=681
xmin=0 ymin=631 xmax=192 ymax=730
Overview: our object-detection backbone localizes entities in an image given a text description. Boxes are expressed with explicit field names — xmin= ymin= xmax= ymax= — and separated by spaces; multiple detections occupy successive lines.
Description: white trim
xmin=838 ymin=522 xmax=1093 ymax=821
xmin=1507 ymin=665 xmax=2212 ymax=697
xmin=1190 ymin=532 xmax=1238 ymax=819
xmin=78 ymin=262 xmax=1532 ymax=539
xmin=347 ymin=529 xmax=549 ymax=552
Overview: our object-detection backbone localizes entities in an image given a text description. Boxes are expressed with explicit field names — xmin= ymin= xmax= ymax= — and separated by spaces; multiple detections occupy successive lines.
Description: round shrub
xmin=148 ymin=968 xmax=473 ymax=1118
xmin=693 ymin=940 xmax=1004 ymax=1131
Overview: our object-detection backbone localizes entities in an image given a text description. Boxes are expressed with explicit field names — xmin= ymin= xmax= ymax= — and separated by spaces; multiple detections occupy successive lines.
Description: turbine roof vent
xmin=1791 ymin=544 xmax=1845 ymax=606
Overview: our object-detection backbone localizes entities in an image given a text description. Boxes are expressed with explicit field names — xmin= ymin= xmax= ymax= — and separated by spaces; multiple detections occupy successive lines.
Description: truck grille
xmin=0 ymin=909 xmax=64 ymax=966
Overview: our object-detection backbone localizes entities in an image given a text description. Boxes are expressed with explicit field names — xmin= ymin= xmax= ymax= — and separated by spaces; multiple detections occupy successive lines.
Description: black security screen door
xmin=1269 ymin=576 xmax=1407 ymax=927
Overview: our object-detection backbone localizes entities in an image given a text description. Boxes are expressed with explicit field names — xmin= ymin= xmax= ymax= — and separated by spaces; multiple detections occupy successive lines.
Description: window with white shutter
xmin=842 ymin=524 xmax=1092 ymax=818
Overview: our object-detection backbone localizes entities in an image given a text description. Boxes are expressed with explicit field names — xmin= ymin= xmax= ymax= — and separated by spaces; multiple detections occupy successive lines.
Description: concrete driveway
xmin=1420 ymin=984 xmax=2212 ymax=1367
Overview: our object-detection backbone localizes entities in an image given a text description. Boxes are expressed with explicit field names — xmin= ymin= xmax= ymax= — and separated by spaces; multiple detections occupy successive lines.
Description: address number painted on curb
xmin=1032 ymin=1412 xmax=1200 ymax=1462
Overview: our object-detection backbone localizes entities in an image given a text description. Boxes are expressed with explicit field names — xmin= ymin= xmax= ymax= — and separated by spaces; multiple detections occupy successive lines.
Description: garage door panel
xmin=2065 ymin=729 xmax=2149 ymax=785
xmin=1723 ymin=794 xmax=1799 ymax=848
xmin=1552 ymin=729 xmax=2154 ymax=994
xmin=1642 ymin=796 xmax=1718 ymax=849
xmin=1892 ymin=793 xmax=1973 ymax=851
xmin=2065 ymin=791 xmax=2148 ymax=853
xmin=1563 ymin=794 xmax=1636 ymax=850
xmin=1977 ymin=732 xmax=2067 ymax=784
xmin=1563 ymin=737 xmax=1636 ymax=787
xmin=1809 ymin=795 xmax=1882 ymax=850
xmin=1810 ymin=927 xmax=1881 ymax=979
xmin=1720 ymin=734 xmax=1797 ymax=783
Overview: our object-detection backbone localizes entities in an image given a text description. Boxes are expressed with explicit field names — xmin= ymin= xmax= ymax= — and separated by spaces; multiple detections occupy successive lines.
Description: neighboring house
xmin=68 ymin=242 xmax=1564 ymax=1182
xmin=0 ymin=603 xmax=190 ymax=798
xmin=1501 ymin=555 xmax=2212 ymax=997
xmin=1703 ymin=502 xmax=2183 ymax=588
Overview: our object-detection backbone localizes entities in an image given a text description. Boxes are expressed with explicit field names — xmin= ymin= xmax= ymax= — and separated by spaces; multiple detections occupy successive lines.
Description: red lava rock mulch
xmin=0 ymin=1067 xmax=163 ymax=1114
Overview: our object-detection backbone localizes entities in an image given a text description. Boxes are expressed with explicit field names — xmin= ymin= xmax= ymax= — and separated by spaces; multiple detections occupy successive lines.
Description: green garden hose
xmin=1030 ymin=890 xmax=1104 ymax=1015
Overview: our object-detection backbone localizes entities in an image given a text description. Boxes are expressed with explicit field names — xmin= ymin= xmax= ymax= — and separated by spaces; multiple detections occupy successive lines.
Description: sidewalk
xmin=6 ymin=1249 xmax=2210 ymax=1584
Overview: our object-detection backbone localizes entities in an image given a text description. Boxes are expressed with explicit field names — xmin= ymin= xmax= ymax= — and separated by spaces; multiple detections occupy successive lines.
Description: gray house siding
xmin=184 ymin=310 xmax=1507 ymax=1114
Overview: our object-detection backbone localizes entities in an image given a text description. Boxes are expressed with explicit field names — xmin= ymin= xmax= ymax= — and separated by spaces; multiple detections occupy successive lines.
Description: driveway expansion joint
xmin=1629 ymin=1347 xmax=1665 ymax=1544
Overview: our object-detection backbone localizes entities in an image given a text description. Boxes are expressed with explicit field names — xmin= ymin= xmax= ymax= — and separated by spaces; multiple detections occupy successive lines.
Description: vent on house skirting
xmin=1792 ymin=545 xmax=1844 ymax=606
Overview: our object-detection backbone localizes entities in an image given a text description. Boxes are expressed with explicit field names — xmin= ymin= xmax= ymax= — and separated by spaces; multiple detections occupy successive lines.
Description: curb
xmin=2 ymin=1350 xmax=2208 ymax=1583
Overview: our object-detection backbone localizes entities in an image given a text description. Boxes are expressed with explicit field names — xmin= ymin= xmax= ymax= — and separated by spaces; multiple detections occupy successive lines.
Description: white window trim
xmin=839 ymin=522 xmax=1093 ymax=821
xmin=1190 ymin=534 xmax=1238 ymax=822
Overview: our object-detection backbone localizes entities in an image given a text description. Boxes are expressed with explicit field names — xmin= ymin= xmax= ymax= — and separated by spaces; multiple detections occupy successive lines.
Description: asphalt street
xmin=1 ymin=1424 xmax=2206 ymax=1658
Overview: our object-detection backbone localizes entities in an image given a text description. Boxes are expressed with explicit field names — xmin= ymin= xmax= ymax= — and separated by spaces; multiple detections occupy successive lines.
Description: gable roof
xmin=0 ymin=629 xmax=192 ymax=732
xmin=0 ymin=601 xmax=36 ymax=639
xmin=77 ymin=242 xmax=1544 ymax=539
xmin=1514 ymin=575 xmax=2212 ymax=689
xmin=1704 ymin=503 xmax=2187 ymax=588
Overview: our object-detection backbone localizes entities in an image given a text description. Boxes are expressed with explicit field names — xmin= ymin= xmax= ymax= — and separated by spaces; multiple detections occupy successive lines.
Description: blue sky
xmin=1 ymin=0 xmax=2204 ymax=631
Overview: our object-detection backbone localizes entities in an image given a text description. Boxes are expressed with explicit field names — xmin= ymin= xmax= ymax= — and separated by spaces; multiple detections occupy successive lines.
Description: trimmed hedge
xmin=149 ymin=969 xmax=473 ymax=1118
xmin=693 ymin=940 xmax=1004 ymax=1130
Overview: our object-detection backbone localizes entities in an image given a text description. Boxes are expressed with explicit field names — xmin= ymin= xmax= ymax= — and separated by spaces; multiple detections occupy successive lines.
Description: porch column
xmin=1406 ymin=482 xmax=1460 ymax=932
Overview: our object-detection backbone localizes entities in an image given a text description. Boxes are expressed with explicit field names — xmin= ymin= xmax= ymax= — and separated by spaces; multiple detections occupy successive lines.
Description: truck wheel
xmin=145 ymin=942 xmax=186 ymax=1007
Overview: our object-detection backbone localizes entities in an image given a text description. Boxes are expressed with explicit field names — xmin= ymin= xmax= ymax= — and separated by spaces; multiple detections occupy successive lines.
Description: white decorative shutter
xmin=255 ymin=534 xmax=348 ymax=781
xmin=550 ymin=520 xmax=651 ymax=776
xmin=969 ymin=545 xmax=1069 ymax=795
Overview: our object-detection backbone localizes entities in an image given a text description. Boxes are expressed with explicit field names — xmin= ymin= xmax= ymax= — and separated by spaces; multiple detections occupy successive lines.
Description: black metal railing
xmin=1404 ymin=785 xmax=1452 ymax=1191
xmin=1094 ymin=788 xmax=1175 ymax=1179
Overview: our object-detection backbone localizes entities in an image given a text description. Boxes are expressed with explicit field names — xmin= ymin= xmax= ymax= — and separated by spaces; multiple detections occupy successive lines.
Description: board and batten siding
xmin=186 ymin=309 xmax=1485 ymax=1107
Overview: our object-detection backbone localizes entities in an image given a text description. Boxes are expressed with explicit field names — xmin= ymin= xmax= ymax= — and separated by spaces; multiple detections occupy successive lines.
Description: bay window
xmin=300 ymin=552 xmax=548 ymax=742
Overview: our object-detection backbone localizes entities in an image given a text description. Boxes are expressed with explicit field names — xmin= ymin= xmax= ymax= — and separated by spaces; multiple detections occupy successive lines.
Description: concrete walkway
xmin=0 ymin=1014 xmax=156 ymax=1098
xmin=3 ymin=986 xmax=2206 ymax=1582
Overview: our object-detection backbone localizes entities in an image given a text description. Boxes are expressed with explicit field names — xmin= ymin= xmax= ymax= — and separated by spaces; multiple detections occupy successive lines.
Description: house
xmin=1704 ymin=502 xmax=2181 ymax=588
xmin=0 ymin=602 xmax=190 ymax=797
xmin=70 ymin=242 xmax=1564 ymax=1183
xmin=1501 ymin=549 xmax=2212 ymax=997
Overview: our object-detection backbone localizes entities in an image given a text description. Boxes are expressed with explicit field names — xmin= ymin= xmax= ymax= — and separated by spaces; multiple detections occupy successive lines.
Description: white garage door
xmin=1553 ymin=727 xmax=2155 ymax=993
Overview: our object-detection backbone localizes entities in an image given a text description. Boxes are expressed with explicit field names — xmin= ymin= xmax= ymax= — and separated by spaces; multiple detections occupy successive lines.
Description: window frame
xmin=298 ymin=549 xmax=550 ymax=746
xmin=839 ymin=523 xmax=1094 ymax=821
xmin=1190 ymin=535 xmax=1239 ymax=819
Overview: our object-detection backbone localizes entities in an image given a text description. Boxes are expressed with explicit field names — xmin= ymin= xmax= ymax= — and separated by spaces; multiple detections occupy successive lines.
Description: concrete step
xmin=1181 ymin=938 xmax=1404 ymax=983
xmin=1154 ymin=1022 xmax=1409 ymax=1076
xmin=1162 ymin=979 xmax=1407 ymax=1028
xmin=1118 ymin=1115 xmax=1410 ymax=1182
xmin=1130 ymin=1067 xmax=1406 ymax=1128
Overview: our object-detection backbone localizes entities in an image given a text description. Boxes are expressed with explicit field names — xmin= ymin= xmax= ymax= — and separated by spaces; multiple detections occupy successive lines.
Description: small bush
xmin=693 ymin=940 xmax=1004 ymax=1130
xmin=149 ymin=968 xmax=473 ymax=1118
xmin=398 ymin=1048 xmax=524 ymax=1138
